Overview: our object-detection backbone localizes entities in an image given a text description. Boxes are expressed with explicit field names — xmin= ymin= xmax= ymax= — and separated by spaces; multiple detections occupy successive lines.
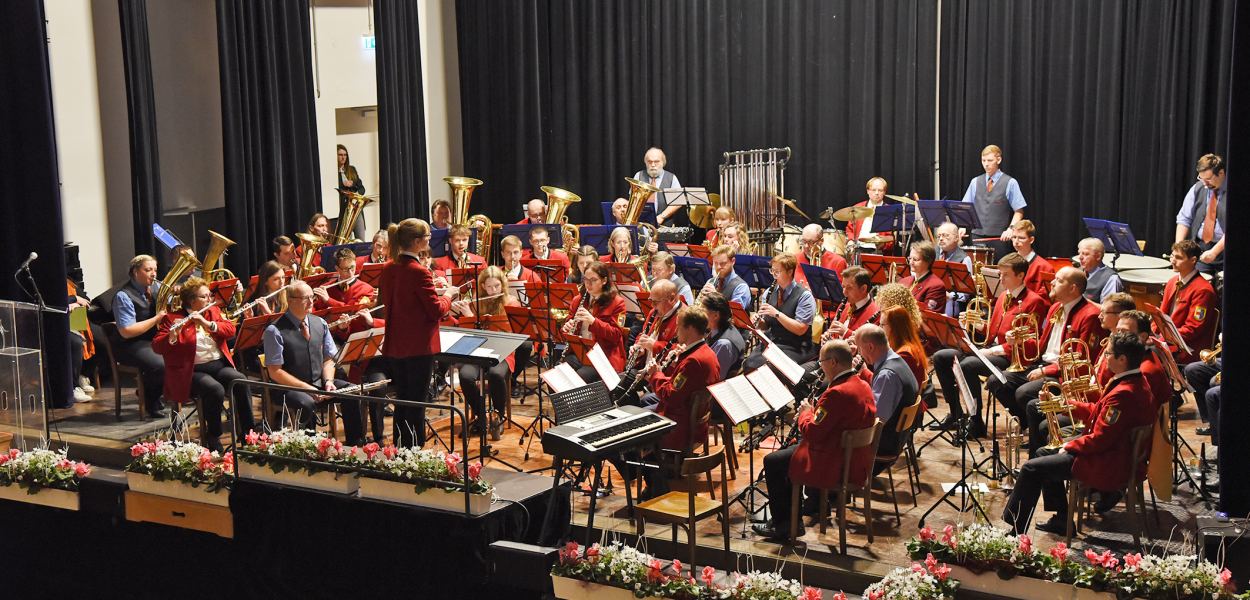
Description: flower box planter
xmin=949 ymin=565 xmax=1119 ymax=600
xmin=550 ymin=575 xmax=661 ymax=600
xmin=0 ymin=483 xmax=79 ymax=511
xmin=124 ymin=490 xmax=234 ymax=538
xmin=358 ymin=475 xmax=491 ymax=515
xmin=236 ymin=458 xmax=359 ymax=494
xmin=0 ymin=432 xmax=12 ymax=453
xmin=126 ymin=472 xmax=230 ymax=507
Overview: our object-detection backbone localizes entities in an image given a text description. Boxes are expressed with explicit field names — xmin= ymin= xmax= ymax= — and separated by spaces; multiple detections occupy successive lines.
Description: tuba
xmin=201 ymin=230 xmax=237 ymax=282
xmin=154 ymin=246 xmax=201 ymax=313
xmin=541 ymin=185 xmax=582 ymax=257
xmin=294 ymin=232 xmax=328 ymax=279
xmin=443 ymin=176 xmax=493 ymax=262
xmin=1005 ymin=313 xmax=1039 ymax=372
xmin=622 ymin=177 xmax=660 ymax=255
xmin=332 ymin=191 xmax=375 ymax=244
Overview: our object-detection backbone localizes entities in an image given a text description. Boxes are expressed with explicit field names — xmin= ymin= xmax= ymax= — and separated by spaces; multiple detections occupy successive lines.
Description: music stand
xmin=728 ymin=302 xmax=753 ymax=331
xmin=930 ymin=260 xmax=975 ymax=295
xmin=617 ymin=285 xmax=653 ymax=316
xmin=1083 ymin=218 xmax=1145 ymax=269
xmin=516 ymin=267 xmax=571 ymax=463
xmin=525 ymin=281 xmax=577 ymax=310
xmin=733 ymin=254 xmax=775 ymax=289
xmin=208 ymin=278 xmax=239 ymax=306
xmin=858 ymin=254 xmax=908 ymax=285
xmin=800 ymin=263 xmax=846 ymax=306
xmin=563 ymin=335 xmax=593 ymax=365
xmin=917 ymin=200 xmax=982 ymax=232
xmin=319 ymin=241 xmax=372 ymax=267
xmin=664 ymin=243 xmax=690 ymax=257
xmin=607 ymin=262 xmax=645 ymax=288
xmin=234 ymin=313 xmax=282 ymax=352
xmin=871 ymin=203 xmax=920 ymax=258
xmin=521 ymin=259 xmax=567 ymax=284
xmin=501 ymin=223 xmax=563 ymax=251
xmin=659 ymin=187 xmax=713 ymax=212
xmin=334 ymin=327 xmax=385 ymax=368
xmin=580 ymin=225 xmax=638 ymax=255
xmin=687 ymin=245 xmax=710 ymax=260
xmin=674 ymin=256 xmax=712 ymax=291
xmin=357 ymin=262 xmax=385 ymax=287
xmin=919 ymin=310 xmax=975 ymax=354
xmin=300 ymin=272 xmax=335 ymax=289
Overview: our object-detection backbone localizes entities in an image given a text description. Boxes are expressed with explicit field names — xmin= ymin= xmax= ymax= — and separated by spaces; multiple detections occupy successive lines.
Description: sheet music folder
xmin=1083 ymin=218 xmax=1144 ymax=257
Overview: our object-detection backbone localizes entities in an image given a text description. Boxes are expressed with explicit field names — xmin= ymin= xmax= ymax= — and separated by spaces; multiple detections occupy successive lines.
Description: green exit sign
xmin=361 ymin=34 xmax=375 ymax=50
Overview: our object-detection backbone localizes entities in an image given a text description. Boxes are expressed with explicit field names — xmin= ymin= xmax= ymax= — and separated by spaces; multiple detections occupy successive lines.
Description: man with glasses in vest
xmin=1175 ymin=153 xmax=1227 ymax=274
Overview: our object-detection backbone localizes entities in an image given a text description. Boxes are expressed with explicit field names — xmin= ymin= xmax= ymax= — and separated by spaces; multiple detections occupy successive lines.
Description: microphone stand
xmin=15 ymin=260 xmax=59 ymax=422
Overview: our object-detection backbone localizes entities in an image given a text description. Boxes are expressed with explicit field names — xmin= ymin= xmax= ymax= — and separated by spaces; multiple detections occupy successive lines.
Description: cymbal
xmin=688 ymin=192 xmax=720 ymax=228
xmin=858 ymin=234 xmax=891 ymax=244
xmin=886 ymin=194 xmax=917 ymax=204
xmin=831 ymin=205 xmax=875 ymax=222
xmin=775 ymin=196 xmax=810 ymax=220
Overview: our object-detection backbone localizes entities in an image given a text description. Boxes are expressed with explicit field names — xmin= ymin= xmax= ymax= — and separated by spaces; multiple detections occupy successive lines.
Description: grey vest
xmin=973 ymin=173 xmax=1015 ymax=235
xmin=708 ymin=325 xmax=745 ymax=376
xmin=119 ymin=280 xmax=159 ymax=342
xmin=763 ymin=283 xmax=812 ymax=356
xmin=876 ymin=353 xmax=919 ymax=455
xmin=1084 ymin=266 xmax=1116 ymax=302
xmin=939 ymin=246 xmax=969 ymax=265
xmin=1187 ymin=183 xmax=1227 ymax=247
xmin=274 ymin=314 xmax=329 ymax=386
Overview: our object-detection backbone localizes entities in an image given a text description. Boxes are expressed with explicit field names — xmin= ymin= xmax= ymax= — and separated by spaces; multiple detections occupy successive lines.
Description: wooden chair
xmin=790 ymin=419 xmax=884 ymax=554
xmin=99 ymin=322 xmax=145 ymax=421
xmin=633 ymin=447 xmax=730 ymax=574
xmin=706 ymin=405 xmax=739 ymax=479
xmin=1065 ymin=424 xmax=1154 ymax=549
xmin=873 ymin=400 xmax=926 ymax=525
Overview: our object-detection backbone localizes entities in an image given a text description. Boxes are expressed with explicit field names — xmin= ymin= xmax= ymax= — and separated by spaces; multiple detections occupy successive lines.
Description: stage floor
xmin=42 ymin=367 xmax=1219 ymax=576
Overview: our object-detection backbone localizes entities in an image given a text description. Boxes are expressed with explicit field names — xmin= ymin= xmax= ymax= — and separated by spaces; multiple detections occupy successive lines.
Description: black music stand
xmin=659 ymin=188 xmax=713 ymax=212
xmin=617 ymin=286 xmax=653 ymax=317
xmin=606 ymin=262 xmax=645 ymax=288
xmin=734 ymin=254 xmax=775 ymax=290
xmin=918 ymin=355 xmax=991 ymax=526
xmin=917 ymin=200 xmax=981 ymax=233
xmin=319 ymin=241 xmax=372 ymax=266
xmin=580 ymin=224 xmax=638 ymax=256
xmin=437 ymin=326 xmax=530 ymax=471
xmin=520 ymin=258 xmax=568 ymax=284
xmin=1083 ymin=218 xmax=1145 ymax=269
xmin=799 ymin=263 xmax=846 ymax=306
xmin=674 ymin=256 xmax=712 ymax=291
xmin=871 ymin=203 xmax=920 ymax=258
xmin=517 ymin=269 xmax=575 ymax=464
xmin=501 ymin=223 xmax=563 ymax=251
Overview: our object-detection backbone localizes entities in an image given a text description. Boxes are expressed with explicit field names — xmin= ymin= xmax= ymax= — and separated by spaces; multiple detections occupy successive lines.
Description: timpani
xmin=1109 ymin=254 xmax=1172 ymax=308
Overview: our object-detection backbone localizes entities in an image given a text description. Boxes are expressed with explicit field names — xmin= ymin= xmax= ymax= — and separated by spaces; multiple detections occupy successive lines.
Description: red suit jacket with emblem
xmin=900 ymin=271 xmax=947 ymax=313
xmin=795 ymin=250 xmax=848 ymax=287
xmin=571 ymin=293 xmax=628 ymax=371
xmin=1034 ymin=297 xmax=1106 ymax=378
xmin=432 ymin=252 xmax=486 ymax=276
xmin=1066 ymin=371 xmax=1155 ymax=491
xmin=1025 ymin=254 xmax=1056 ymax=300
xmin=637 ymin=305 xmax=681 ymax=358
xmin=320 ymin=279 xmax=386 ymax=343
xmin=789 ymin=370 xmax=877 ymax=488
xmin=649 ymin=341 xmax=721 ymax=451
xmin=989 ymin=287 xmax=1050 ymax=360
xmin=152 ymin=306 xmax=236 ymax=405
xmin=1158 ymin=273 xmax=1217 ymax=363
xmin=835 ymin=299 xmax=879 ymax=338
xmin=380 ymin=254 xmax=452 ymax=358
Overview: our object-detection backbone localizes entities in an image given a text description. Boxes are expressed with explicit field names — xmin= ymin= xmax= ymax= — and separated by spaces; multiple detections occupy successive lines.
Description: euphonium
xmin=541 ymin=185 xmax=582 ymax=257
xmin=959 ymin=261 xmax=993 ymax=346
xmin=1005 ymin=313 xmax=1040 ymax=372
xmin=154 ymin=247 xmax=201 ymax=313
xmin=623 ymin=177 xmax=660 ymax=261
xmin=332 ymin=191 xmax=375 ymax=244
xmin=294 ymin=233 xmax=327 ymax=279
xmin=200 ymin=230 xmax=236 ymax=281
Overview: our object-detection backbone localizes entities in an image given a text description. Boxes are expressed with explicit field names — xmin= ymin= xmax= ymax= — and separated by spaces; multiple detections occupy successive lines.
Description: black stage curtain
xmin=940 ymin=0 xmax=1234 ymax=256
xmin=375 ymin=0 xmax=431 ymax=225
xmin=1217 ymin=1 xmax=1245 ymax=516
xmin=0 ymin=0 xmax=71 ymax=407
xmin=118 ymin=0 xmax=163 ymax=263
xmin=456 ymin=0 xmax=938 ymax=226
xmin=216 ymin=0 xmax=320 ymax=275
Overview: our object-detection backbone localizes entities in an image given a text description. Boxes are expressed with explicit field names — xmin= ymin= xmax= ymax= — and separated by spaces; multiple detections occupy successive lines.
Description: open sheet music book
xmin=1153 ymin=312 xmax=1193 ymax=356
xmin=745 ymin=366 xmax=795 ymax=412
xmin=708 ymin=376 xmax=771 ymax=425
xmin=762 ymin=343 xmax=805 ymax=384
xmin=617 ymin=284 xmax=647 ymax=315
xmin=967 ymin=334 xmax=1007 ymax=384
xmin=541 ymin=363 xmax=587 ymax=394
xmin=980 ymin=266 xmax=1003 ymax=298
xmin=950 ymin=360 xmax=978 ymax=416
xmin=587 ymin=344 xmax=621 ymax=390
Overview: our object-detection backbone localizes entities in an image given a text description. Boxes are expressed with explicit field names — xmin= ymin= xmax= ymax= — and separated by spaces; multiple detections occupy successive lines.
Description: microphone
xmin=17 ymin=252 xmax=37 ymax=271
xmin=531 ymin=264 xmax=560 ymax=273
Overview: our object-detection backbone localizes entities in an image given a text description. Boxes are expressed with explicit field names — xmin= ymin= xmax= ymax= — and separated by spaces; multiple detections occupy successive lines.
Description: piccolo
xmin=328 ymin=304 xmax=386 ymax=329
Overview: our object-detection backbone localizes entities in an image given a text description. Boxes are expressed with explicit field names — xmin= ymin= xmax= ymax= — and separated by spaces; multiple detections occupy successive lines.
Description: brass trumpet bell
xmin=444 ymin=176 xmax=484 ymax=225
xmin=689 ymin=192 xmax=720 ymax=229
xmin=155 ymin=246 xmax=201 ymax=312
xmin=295 ymin=232 xmax=328 ymax=278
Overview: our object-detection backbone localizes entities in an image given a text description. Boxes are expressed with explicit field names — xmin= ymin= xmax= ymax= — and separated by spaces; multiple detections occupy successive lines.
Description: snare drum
xmin=776 ymin=223 xmax=803 ymax=255
xmin=824 ymin=229 xmax=848 ymax=256
xmin=1119 ymin=268 xmax=1171 ymax=308
xmin=962 ymin=245 xmax=994 ymax=266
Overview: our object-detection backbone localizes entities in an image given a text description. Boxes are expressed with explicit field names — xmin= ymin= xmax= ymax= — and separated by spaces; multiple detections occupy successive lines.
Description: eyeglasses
xmin=289 ymin=294 xmax=314 ymax=301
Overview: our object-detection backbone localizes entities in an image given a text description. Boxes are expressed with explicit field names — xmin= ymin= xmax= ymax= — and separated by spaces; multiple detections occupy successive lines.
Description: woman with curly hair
xmin=874 ymin=282 xmax=923 ymax=327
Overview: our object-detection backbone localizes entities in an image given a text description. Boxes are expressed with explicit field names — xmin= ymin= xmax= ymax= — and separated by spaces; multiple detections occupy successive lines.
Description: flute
xmin=229 ymin=281 xmax=297 ymax=319
xmin=328 ymin=304 xmax=386 ymax=329
xmin=318 ymin=274 xmax=358 ymax=290
xmin=168 ymin=301 xmax=221 ymax=336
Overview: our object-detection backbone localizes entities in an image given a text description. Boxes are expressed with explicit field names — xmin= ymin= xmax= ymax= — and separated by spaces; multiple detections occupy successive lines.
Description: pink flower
xmin=701 ymin=565 xmax=716 ymax=586
xmin=1085 ymin=549 xmax=1100 ymax=564
xmin=130 ymin=443 xmax=147 ymax=457
xmin=245 ymin=430 xmax=260 ymax=446
xmin=911 ymin=563 xmax=927 ymax=575
xmin=563 ymin=540 xmax=579 ymax=561
xmin=933 ymin=564 xmax=951 ymax=581
xmin=468 ymin=462 xmax=484 ymax=481
xmin=444 ymin=453 xmax=462 ymax=477
xmin=382 ymin=445 xmax=397 ymax=460
xmin=222 ymin=452 xmax=234 ymax=472
xmin=918 ymin=525 xmax=935 ymax=541
xmin=585 ymin=544 xmax=600 ymax=561
xmin=868 ymin=591 xmax=884 ymax=600
xmin=8 ymin=448 xmax=19 ymax=459
xmin=0 ymin=455 xmax=8 ymax=466
xmin=803 ymin=587 xmax=825 ymax=600
xmin=670 ymin=559 xmax=683 ymax=575
xmin=1018 ymin=534 xmax=1032 ymax=554
xmin=362 ymin=442 xmax=380 ymax=459
xmin=73 ymin=462 xmax=91 ymax=477
xmin=647 ymin=558 xmax=664 ymax=582
xmin=197 ymin=450 xmax=214 ymax=471
xmin=1219 ymin=568 xmax=1233 ymax=587
xmin=830 ymin=591 xmax=847 ymax=600
xmin=925 ymin=553 xmax=939 ymax=572
xmin=1123 ymin=553 xmax=1141 ymax=569
xmin=1050 ymin=543 xmax=1070 ymax=562
xmin=56 ymin=458 xmax=72 ymax=470
xmin=941 ymin=524 xmax=957 ymax=548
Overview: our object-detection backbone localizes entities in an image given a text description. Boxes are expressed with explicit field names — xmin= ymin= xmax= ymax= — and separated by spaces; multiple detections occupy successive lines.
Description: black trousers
xmin=1003 ymin=451 xmax=1073 ymax=534
xmin=932 ymin=349 xmax=1008 ymax=419
xmin=460 ymin=361 xmax=511 ymax=422
xmin=1184 ymin=359 xmax=1220 ymax=421
xmin=1206 ymin=386 xmax=1222 ymax=445
xmin=361 ymin=357 xmax=393 ymax=443
xmin=277 ymin=378 xmax=364 ymax=445
xmin=190 ymin=358 xmax=254 ymax=439
xmin=392 ymin=355 xmax=435 ymax=448
xmin=763 ymin=446 xmax=798 ymax=529
xmin=989 ymin=366 xmax=1052 ymax=420
xmin=116 ymin=339 xmax=165 ymax=411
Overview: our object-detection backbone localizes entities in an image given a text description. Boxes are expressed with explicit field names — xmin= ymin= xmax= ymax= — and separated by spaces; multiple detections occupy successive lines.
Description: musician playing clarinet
xmin=699 ymin=245 xmax=753 ymax=309
xmin=743 ymin=252 xmax=818 ymax=370
xmin=753 ymin=340 xmax=876 ymax=540
xmin=603 ymin=226 xmax=638 ymax=264
xmin=562 ymin=262 xmax=628 ymax=381
xmin=822 ymin=266 xmax=878 ymax=341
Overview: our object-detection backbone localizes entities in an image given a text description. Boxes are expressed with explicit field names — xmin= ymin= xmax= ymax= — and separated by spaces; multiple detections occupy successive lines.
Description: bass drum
xmin=776 ymin=223 xmax=803 ymax=255
xmin=824 ymin=229 xmax=848 ymax=256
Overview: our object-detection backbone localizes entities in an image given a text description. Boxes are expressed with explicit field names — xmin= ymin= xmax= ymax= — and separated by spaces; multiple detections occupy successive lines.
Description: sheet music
xmin=950 ymin=360 xmax=978 ymax=416
xmin=617 ymin=285 xmax=645 ymax=315
xmin=541 ymin=363 xmax=586 ymax=394
xmin=335 ymin=326 xmax=385 ymax=365
xmin=1154 ymin=313 xmax=1193 ymax=356
xmin=980 ymin=267 xmax=1003 ymax=298
xmin=708 ymin=376 xmax=770 ymax=425
xmin=745 ymin=366 xmax=795 ymax=411
xmin=967 ymin=335 xmax=1007 ymax=384
xmin=587 ymin=344 xmax=621 ymax=390
xmin=762 ymin=343 xmax=805 ymax=384
xmin=471 ymin=348 xmax=498 ymax=358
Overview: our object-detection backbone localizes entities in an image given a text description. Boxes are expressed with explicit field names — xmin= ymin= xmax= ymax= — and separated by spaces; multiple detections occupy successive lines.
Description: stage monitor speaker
xmin=489 ymin=540 xmax=558 ymax=594
xmin=1197 ymin=515 xmax=1250 ymax=591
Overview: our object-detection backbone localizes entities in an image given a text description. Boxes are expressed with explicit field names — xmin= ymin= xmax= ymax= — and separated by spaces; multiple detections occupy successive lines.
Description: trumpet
xmin=1003 ymin=415 xmax=1024 ymax=488
xmin=1200 ymin=343 xmax=1221 ymax=364
xmin=1038 ymin=381 xmax=1082 ymax=450
xmin=1005 ymin=313 xmax=1039 ymax=372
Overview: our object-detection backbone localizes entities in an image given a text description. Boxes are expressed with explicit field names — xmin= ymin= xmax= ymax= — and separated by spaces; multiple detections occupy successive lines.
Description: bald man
xmin=516 ymin=199 xmax=546 ymax=225
xmin=935 ymin=221 xmax=974 ymax=316
xmin=632 ymin=147 xmax=686 ymax=229
xmin=795 ymin=223 xmax=848 ymax=287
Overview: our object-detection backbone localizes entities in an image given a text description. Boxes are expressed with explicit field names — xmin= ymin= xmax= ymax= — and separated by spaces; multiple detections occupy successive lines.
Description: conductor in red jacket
xmin=899 ymin=241 xmax=947 ymax=313
xmin=1003 ymin=332 xmax=1154 ymax=535
xmin=380 ymin=218 xmax=458 ymax=447
xmin=153 ymin=277 xmax=253 ymax=452
xmin=754 ymin=339 xmax=877 ymax=540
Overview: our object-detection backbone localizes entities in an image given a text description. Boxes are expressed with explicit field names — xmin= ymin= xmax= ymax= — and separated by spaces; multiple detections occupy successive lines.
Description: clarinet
xmin=781 ymin=372 xmax=827 ymax=448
